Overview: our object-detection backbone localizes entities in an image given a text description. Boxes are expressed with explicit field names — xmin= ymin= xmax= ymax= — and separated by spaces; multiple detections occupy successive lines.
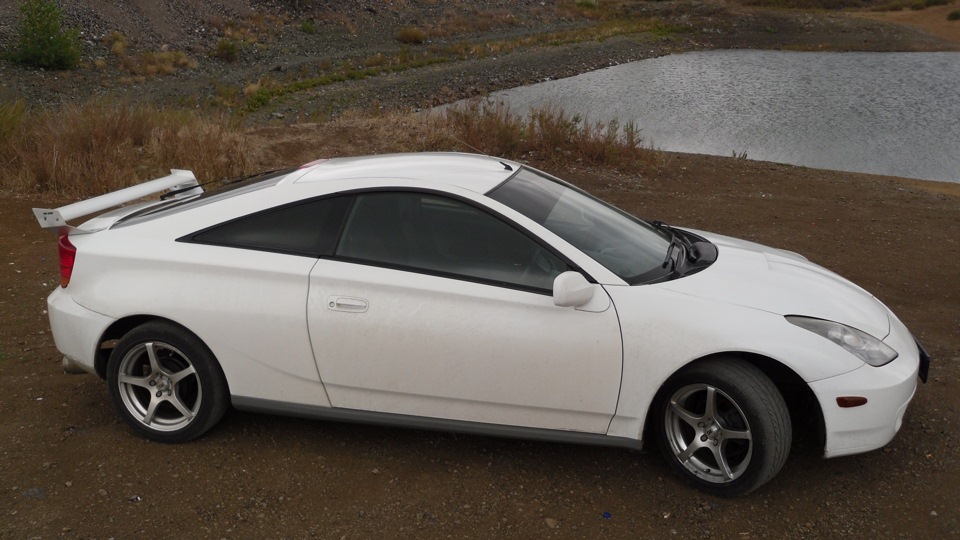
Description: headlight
xmin=786 ymin=316 xmax=898 ymax=367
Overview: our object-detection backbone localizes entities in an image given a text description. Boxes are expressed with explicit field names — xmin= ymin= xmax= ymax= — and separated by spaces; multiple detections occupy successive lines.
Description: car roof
xmin=290 ymin=152 xmax=521 ymax=194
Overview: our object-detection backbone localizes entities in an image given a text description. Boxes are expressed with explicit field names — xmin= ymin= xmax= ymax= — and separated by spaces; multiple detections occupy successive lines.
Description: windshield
xmin=487 ymin=168 xmax=673 ymax=283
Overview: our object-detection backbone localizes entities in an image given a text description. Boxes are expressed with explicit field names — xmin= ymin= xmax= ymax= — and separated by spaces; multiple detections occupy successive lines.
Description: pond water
xmin=484 ymin=50 xmax=960 ymax=184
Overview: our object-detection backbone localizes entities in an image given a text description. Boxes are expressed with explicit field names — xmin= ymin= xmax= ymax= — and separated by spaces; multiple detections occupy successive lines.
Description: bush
xmin=948 ymin=9 xmax=960 ymax=20
xmin=213 ymin=38 xmax=239 ymax=62
xmin=395 ymin=26 xmax=426 ymax=45
xmin=12 ymin=0 xmax=81 ymax=69
xmin=300 ymin=19 xmax=317 ymax=34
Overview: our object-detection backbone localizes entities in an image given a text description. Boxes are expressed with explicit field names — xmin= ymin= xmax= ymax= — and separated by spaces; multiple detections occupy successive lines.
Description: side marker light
xmin=836 ymin=396 xmax=868 ymax=408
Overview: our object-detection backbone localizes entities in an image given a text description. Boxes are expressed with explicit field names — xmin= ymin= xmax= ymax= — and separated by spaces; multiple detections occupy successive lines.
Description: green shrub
xmin=300 ymin=19 xmax=317 ymax=34
xmin=12 ymin=0 xmax=81 ymax=70
xmin=213 ymin=38 xmax=239 ymax=62
xmin=949 ymin=10 xmax=960 ymax=20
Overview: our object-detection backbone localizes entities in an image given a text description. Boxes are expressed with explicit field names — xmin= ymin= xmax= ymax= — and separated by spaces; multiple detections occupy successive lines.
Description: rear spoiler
xmin=32 ymin=169 xmax=201 ymax=234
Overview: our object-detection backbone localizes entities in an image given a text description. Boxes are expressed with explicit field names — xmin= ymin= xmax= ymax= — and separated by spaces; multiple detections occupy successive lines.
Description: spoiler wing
xmin=33 ymin=169 xmax=201 ymax=234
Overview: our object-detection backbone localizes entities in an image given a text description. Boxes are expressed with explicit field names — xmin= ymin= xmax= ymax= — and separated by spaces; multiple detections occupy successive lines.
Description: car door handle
xmin=326 ymin=296 xmax=369 ymax=313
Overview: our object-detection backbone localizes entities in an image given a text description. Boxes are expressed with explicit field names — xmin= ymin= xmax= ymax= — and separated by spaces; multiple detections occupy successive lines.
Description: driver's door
xmin=307 ymin=191 xmax=623 ymax=433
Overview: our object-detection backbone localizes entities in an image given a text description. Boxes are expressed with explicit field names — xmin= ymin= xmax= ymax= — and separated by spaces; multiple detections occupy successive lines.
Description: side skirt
xmin=232 ymin=396 xmax=643 ymax=450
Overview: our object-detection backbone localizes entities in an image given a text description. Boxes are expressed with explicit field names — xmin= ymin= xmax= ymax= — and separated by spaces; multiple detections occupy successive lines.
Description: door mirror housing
xmin=553 ymin=271 xmax=609 ymax=312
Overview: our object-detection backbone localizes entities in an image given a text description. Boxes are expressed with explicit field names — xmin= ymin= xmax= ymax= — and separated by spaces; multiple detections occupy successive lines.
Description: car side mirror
xmin=553 ymin=271 xmax=609 ymax=312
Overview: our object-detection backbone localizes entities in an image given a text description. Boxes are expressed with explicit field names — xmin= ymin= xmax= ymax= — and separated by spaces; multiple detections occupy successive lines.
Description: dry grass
xmin=0 ymin=101 xmax=26 ymax=144
xmin=439 ymin=100 xmax=653 ymax=167
xmin=0 ymin=101 xmax=251 ymax=197
xmin=103 ymin=31 xmax=197 ymax=79
xmin=426 ymin=8 xmax=520 ymax=38
xmin=124 ymin=51 xmax=197 ymax=77
xmin=1 ymin=98 xmax=650 ymax=198
xmin=316 ymin=12 xmax=358 ymax=35
xmin=210 ymin=13 xmax=287 ymax=42
xmin=395 ymin=26 xmax=427 ymax=44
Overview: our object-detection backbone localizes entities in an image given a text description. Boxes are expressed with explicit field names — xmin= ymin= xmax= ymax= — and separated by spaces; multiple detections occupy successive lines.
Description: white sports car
xmin=35 ymin=153 xmax=929 ymax=496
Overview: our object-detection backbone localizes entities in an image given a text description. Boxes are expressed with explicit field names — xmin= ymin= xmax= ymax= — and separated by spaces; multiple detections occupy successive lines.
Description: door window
xmin=335 ymin=192 xmax=570 ymax=292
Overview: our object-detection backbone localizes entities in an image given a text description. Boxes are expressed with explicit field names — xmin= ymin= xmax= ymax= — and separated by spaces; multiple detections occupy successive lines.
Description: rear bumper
xmin=47 ymin=287 xmax=116 ymax=376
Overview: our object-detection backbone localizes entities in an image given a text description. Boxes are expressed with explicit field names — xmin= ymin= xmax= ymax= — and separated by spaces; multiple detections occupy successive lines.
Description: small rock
xmin=98 ymin=489 xmax=108 ymax=497
xmin=22 ymin=487 xmax=45 ymax=499
xmin=544 ymin=517 xmax=558 ymax=529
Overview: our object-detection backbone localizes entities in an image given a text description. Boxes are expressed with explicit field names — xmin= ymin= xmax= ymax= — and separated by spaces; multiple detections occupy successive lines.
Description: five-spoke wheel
xmin=107 ymin=321 xmax=228 ymax=443
xmin=656 ymin=358 xmax=791 ymax=496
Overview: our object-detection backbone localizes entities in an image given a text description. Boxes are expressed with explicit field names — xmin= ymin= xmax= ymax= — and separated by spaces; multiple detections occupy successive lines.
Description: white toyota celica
xmin=35 ymin=153 xmax=929 ymax=496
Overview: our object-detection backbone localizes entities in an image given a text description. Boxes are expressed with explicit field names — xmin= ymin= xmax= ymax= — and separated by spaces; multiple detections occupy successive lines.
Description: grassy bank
xmin=0 ymin=99 xmax=654 ymax=198
xmin=0 ymin=101 xmax=252 ymax=197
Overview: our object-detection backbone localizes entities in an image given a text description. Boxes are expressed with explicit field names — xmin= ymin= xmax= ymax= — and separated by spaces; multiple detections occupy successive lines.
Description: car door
xmin=307 ymin=190 xmax=623 ymax=434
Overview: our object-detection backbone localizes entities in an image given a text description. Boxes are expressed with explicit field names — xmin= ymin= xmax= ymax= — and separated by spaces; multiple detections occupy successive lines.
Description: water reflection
xmin=486 ymin=50 xmax=960 ymax=183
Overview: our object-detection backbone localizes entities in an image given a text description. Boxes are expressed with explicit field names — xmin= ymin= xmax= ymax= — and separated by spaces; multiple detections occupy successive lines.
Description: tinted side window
xmin=335 ymin=192 xmax=570 ymax=291
xmin=188 ymin=197 xmax=350 ymax=256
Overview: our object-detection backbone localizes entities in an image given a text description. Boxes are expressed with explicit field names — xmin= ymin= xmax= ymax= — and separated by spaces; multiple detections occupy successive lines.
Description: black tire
xmin=106 ymin=321 xmax=229 ymax=443
xmin=654 ymin=358 xmax=792 ymax=496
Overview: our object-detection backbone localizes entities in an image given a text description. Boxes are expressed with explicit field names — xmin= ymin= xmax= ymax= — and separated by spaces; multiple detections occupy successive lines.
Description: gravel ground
xmin=0 ymin=0 xmax=955 ymax=115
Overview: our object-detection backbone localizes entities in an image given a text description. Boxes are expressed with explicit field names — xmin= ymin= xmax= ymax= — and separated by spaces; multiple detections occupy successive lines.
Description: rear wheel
xmin=107 ymin=321 xmax=228 ymax=443
xmin=655 ymin=358 xmax=791 ymax=496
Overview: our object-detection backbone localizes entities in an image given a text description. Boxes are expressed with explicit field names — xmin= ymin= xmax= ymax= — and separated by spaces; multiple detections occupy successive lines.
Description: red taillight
xmin=58 ymin=234 xmax=76 ymax=288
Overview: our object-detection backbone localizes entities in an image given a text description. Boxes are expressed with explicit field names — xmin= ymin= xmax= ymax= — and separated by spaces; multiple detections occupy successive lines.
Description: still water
xmin=486 ymin=50 xmax=960 ymax=183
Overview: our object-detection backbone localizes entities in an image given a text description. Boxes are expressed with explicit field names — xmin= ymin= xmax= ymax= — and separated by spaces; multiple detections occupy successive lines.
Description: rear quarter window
xmin=182 ymin=197 xmax=351 ymax=257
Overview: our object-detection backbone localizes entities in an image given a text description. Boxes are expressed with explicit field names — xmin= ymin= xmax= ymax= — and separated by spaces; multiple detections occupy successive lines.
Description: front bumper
xmin=47 ymin=287 xmax=116 ymax=376
xmin=813 ymin=314 xmax=925 ymax=458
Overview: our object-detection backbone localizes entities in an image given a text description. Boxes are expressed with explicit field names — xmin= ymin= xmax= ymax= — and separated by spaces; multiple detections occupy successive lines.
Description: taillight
xmin=58 ymin=234 xmax=76 ymax=288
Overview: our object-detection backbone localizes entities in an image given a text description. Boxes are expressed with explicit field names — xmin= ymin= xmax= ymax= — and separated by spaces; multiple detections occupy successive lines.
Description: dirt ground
xmin=2 ymin=1 xmax=960 ymax=538
xmin=3 ymin=154 xmax=959 ymax=539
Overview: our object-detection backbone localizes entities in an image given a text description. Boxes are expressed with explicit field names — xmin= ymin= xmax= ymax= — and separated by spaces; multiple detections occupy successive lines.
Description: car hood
xmin=661 ymin=231 xmax=891 ymax=339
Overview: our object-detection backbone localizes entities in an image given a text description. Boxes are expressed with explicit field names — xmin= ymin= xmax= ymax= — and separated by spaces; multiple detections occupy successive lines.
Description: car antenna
xmin=448 ymin=136 xmax=513 ymax=171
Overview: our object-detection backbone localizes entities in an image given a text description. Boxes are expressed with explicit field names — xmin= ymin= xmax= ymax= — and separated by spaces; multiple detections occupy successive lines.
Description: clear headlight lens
xmin=786 ymin=316 xmax=898 ymax=367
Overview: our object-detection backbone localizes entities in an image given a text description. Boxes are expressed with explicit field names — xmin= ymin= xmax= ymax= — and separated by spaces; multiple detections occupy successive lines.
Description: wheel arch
xmin=94 ymin=315 xmax=225 ymax=390
xmin=643 ymin=351 xmax=825 ymax=452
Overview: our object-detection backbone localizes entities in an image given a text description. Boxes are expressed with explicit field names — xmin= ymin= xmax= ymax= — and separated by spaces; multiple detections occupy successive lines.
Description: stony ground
xmin=2 ymin=1 xmax=959 ymax=538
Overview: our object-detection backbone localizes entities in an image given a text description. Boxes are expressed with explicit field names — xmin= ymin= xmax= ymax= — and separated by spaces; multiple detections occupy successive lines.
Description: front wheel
xmin=107 ymin=321 xmax=229 ymax=443
xmin=655 ymin=358 xmax=792 ymax=496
